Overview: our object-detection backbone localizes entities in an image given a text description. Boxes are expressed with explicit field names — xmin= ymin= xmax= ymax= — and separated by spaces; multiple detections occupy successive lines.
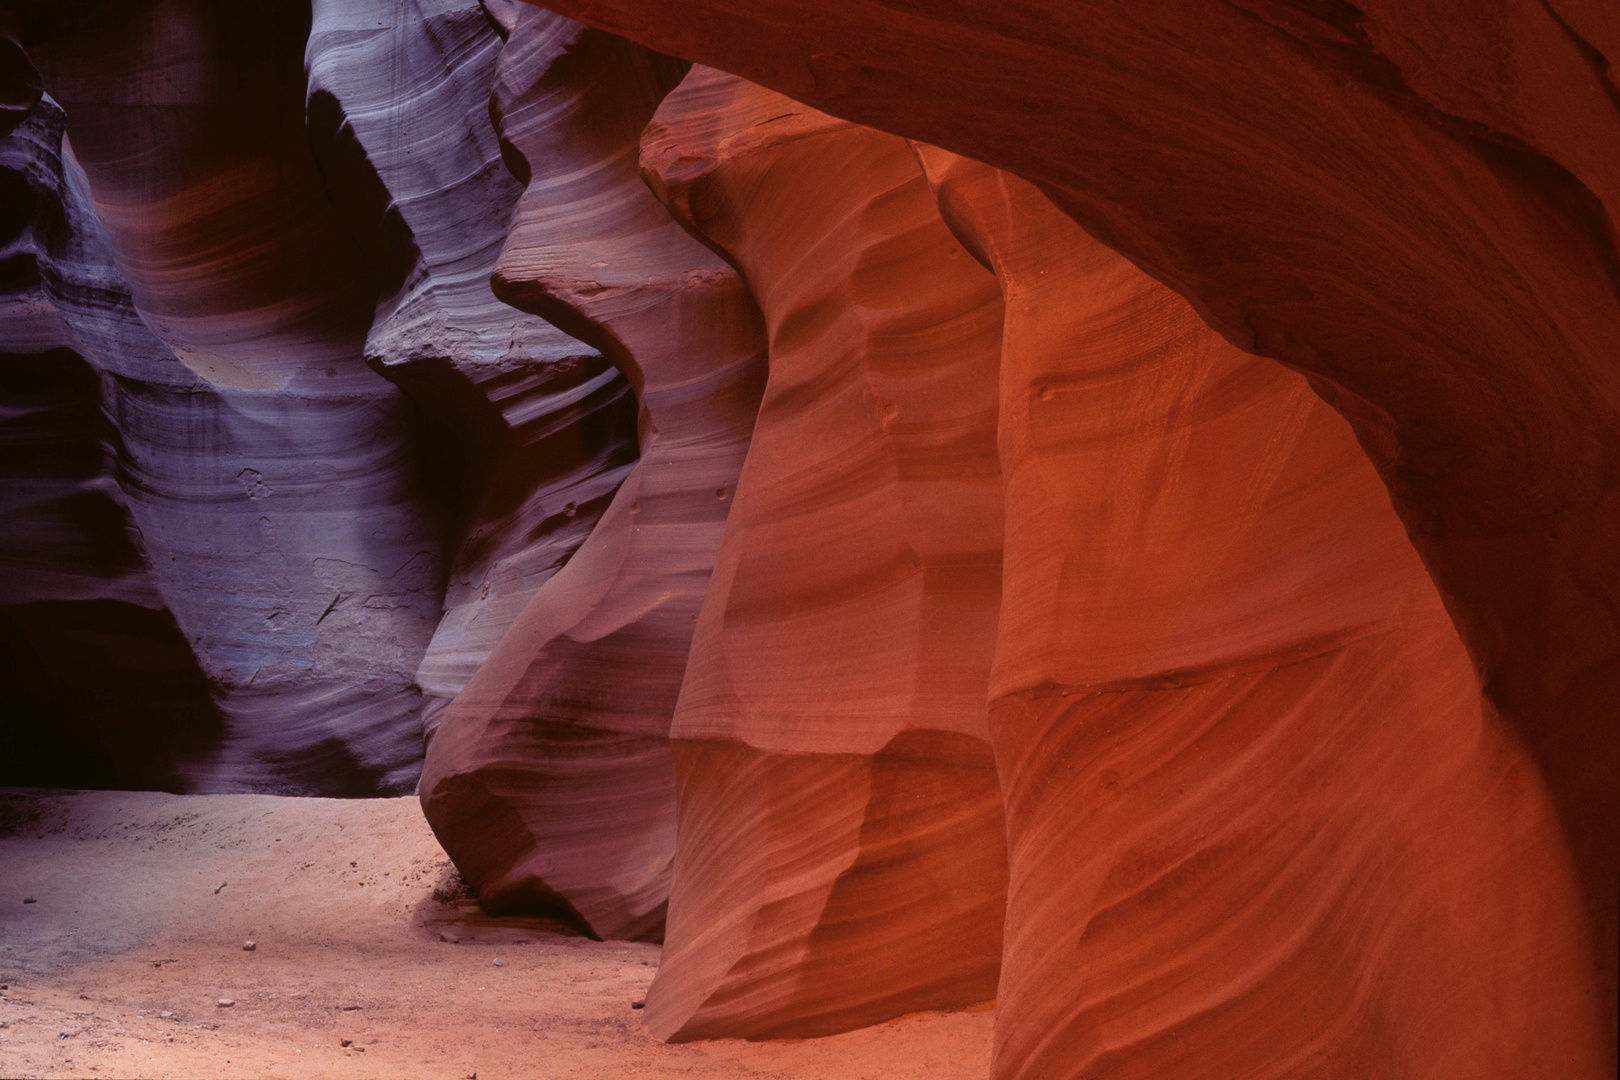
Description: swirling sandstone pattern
xmin=304 ymin=0 xmax=639 ymax=739
xmin=26 ymin=1 xmax=447 ymax=792
xmin=637 ymin=68 xmax=1006 ymax=1039
xmin=420 ymin=11 xmax=766 ymax=941
xmin=0 ymin=102 xmax=161 ymax=614
xmin=1 ymin=5 xmax=1611 ymax=1073
xmin=0 ymin=12 xmax=40 ymax=141
xmin=915 ymin=146 xmax=1604 ymax=1080
xmin=525 ymin=0 xmax=1620 ymax=1041
xmin=0 ymin=96 xmax=224 ymax=790
xmin=7 ymin=1 xmax=641 ymax=795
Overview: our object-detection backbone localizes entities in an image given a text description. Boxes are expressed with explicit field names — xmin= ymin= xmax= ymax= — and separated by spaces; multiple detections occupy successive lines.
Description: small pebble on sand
xmin=631 ymin=1000 xmax=645 ymax=1010
xmin=216 ymin=998 xmax=234 ymax=1008
xmin=159 ymin=1011 xmax=174 ymax=1019
xmin=242 ymin=941 xmax=256 ymax=951
xmin=493 ymin=958 xmax=506 ymax=967
xmin=22 ymin=898 xmax=36 ymax=904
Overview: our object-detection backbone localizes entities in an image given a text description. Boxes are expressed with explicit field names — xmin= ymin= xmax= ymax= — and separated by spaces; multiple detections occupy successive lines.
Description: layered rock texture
xmin=916 ymin=145 xmax=1602 ymax=1080
xmin=2 ymin=1 xmax=1613 ymax=1075
xmin=17 ymin=1 xmax=449 ymax=792
xmin=532 ymin=0 xmax=1620 ymax=1050
xmin=0 ymin=95 xmax=224 ymax=791
xmin=419 ymin=9 xmax=766 ymax=941
xmin=637 ymin=69 xmax=1007 ymax=1037
xmin=4 ymin=0 xmax=638 ymax=793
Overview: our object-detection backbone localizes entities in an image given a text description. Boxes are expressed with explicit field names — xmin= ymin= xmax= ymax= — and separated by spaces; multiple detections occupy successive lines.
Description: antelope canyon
xmin=636 ymin=69 xmax=1007 ymax=1040
xmin=0 ymin=2 xmax=1612 ymax=1079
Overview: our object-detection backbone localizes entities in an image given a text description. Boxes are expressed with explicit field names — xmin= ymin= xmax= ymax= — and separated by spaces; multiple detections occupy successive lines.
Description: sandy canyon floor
xmin=0 ymin=789 xmax=992 ymax=1079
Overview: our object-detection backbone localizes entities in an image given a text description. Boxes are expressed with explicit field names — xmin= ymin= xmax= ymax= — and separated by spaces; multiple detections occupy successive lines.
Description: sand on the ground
xmin=0 ymin=789 xmax=993 ymax=1079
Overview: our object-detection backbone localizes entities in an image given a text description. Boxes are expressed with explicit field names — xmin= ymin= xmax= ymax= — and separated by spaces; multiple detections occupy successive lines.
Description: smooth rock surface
xmin=421 ymin=10 xmax=766 ymax=942
xmin=637 ymin=68 xmax=1007 ymax=1039
xmin=0 ymin=6 xmax=1609 ymax=1075
xmin=917 ymin=145 xmax=1605 ymax=1080
xmin=6 ymin=0 xmax=642 ymax=794
xmin=25 ymin=2 xmax=447 ymax=793
xmin=0 ymin=95 xmax=224 ymax=792
xmin=526 ymin=0 xmax=1620 ymax=1041
xmin=306 ymin=0 xmax=640 ymax=738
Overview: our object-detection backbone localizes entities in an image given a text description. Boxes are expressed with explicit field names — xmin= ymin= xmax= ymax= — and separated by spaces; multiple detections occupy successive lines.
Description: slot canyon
xmin=0 ymin=1 xmax=1613 ymax=1078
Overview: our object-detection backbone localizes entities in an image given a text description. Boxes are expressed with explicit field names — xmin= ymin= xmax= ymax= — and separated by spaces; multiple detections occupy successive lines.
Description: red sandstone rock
xmin=525 ymin=0 xmax=1620 ymax=1044
xmin=2 ymin=6 xmax=1610 ymax=1073
xmin=418 ymin=14 xmax=766 ymax=941
xmin=916 ymin=145 xmax=1606 ymax=1080
xmin=636 ymin=68 xmax=1007 ymax=1039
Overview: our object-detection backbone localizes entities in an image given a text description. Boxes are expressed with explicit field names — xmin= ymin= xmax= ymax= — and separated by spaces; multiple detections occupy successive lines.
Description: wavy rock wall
xmin=20 ymin=0 xmax=451 ymax=793
xmin=0 ymin=103 xmax=164 ymax=616
xmin=419 ymin=9 xmax=766 ymax=942
xmin=2 ymin=3 xmax=1610 ymax=1072
xmin=916 ymin=146 xmax=1603 ymax=1080
xmin=304 ymin=0 xmax=639 ymax=740
xmin=0 ymin=95 xmax=224 ymax=790
xmin=527 ymin=0 xmax=1620 ymax=1042
xmin=636 ymin=68 xmax=1007 ymax=1038
xmin=4 ymin=0 xmax=643 ymax=795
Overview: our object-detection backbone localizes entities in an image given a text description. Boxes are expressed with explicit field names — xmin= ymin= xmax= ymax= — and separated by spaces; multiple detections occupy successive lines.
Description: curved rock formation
xmin=25 ymin=1 xmax=448 ymax=793
xmin=636 ymin=68 xmax=1006 ymax=1039
xmin=0 ymin=95 xmax=224 ymax=791
xmin=420 ymin=11 xmax=766 ymax=942
xmin=6 ymin=0 xmax=643 ymax=794
xmin=0 ymin=102 xmax=159 ymax=613
xmin=304 ymin=0 xmax=640 ymax=739
xmin=527 ymin=0 xmax=1620 ymax=1039
xmin=9 ymin=0 xmax=644 ymax=796
xmin=3 ymin=6 xmax=1610 ymax=1073
xmin=916 ymin=145 xmax=1605 ymax=1080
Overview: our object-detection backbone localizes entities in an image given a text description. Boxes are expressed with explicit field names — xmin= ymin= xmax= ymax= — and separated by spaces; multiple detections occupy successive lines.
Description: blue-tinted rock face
xmin=0 ymin=3 xmax=639 ymax=795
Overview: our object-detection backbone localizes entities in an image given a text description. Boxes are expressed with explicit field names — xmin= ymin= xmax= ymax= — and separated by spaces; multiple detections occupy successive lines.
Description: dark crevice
xmin=1538 ymin=0 xmax=1620 ymax=114
xmin=1227 ymin=0 xmax=1620 ymax=300
xmin=0 ymin=600 xmax=226 ymax=792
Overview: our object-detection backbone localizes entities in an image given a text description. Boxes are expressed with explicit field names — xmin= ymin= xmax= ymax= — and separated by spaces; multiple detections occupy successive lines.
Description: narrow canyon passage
xmin=0 ymin=1 xmax=1612 ymax=1078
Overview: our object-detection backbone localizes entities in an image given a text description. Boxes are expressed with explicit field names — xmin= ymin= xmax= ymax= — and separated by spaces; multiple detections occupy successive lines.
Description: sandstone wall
xmin=637 ymin=68 xmax=1007 ymax=1038
xmin=22 ymin=1 xmax=446 ymax=791
xmin=305 ymin=0 xmax=640 ymax=739
xmin=6 ymin=0 xmax=638 ymax=794
xmin=419 ymin=8 xmax=766 ymax=941
xmin=0 ymin=95 xmax=223 ymax=791
xmin=0 ymin=4 xmax=1610 ymax=1072
xmin=918 ymin=144 xmax=1602 ymax=1080
xmin=528 ymin=0 xmax=1620 ymax=1035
